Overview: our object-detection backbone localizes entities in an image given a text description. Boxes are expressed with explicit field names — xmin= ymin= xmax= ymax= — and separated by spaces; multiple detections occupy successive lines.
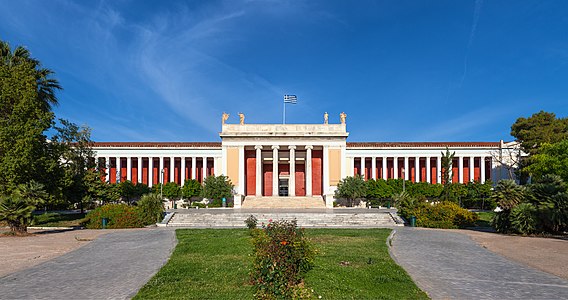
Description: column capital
xmin=254 ymin=145 xmax=263 ymax=150
xmin=271 ymin=145 xmax=280 ymax=150
xmin=288 ymin=145 xmax=296 ymax=150
xmin=305 ymin=145 xmax=313 ymax=150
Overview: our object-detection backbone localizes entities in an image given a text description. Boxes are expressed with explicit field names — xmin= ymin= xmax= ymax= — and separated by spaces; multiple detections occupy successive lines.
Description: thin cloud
xmin=458 ymin=0 xmax=484 ymax=88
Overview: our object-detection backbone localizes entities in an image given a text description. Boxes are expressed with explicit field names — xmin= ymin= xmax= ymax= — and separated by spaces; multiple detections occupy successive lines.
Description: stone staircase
xmin=165 ymin=209 xmax=402 ymax=228
xmin=241 ymin=196 xmax=326 ymax=209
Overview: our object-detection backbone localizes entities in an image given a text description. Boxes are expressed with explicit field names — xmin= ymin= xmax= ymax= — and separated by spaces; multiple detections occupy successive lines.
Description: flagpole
xmin=283 ymin=99 xmax=286 ymax=124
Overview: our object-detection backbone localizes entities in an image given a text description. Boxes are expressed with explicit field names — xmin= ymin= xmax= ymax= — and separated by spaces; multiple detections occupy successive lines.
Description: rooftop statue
xmin=340 ymin=112 xmax=347 ymax=124
xmin=238 ymin=112 xmax=245 ymax=125
xmin=324 ymin=112 xmax=329 ymax=124
xmin=222 ymin=112 xmax=229 ymax=125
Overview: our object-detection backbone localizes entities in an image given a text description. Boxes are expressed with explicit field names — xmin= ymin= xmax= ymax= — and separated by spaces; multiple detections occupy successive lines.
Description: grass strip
xmin=135 ymin=228 xmax=428 ymax=300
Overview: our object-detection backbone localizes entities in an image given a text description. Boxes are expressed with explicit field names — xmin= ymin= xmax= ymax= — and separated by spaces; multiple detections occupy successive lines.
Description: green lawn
xmin=134 ymin=228 xmax=428 ymax=300
xmin=32 ymin=212 xmax=86 ymax=227
xmin=475 ymin=211 xmax=495 ymax=228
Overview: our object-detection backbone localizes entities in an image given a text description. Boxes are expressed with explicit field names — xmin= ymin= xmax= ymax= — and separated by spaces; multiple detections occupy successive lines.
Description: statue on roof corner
xmin=324 ymin=112 xmax=329 ymax=124
xmin=222 ymin=112 xmax=229 ymax=125
xmin=238 ymin=112 xmax=245 ymax=125
xmin=340 ymin=112 xmax=347 ymax=124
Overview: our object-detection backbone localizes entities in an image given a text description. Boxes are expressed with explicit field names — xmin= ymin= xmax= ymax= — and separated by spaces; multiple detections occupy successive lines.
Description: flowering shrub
xmin=83 ymin=204 xmax=143 ymax=229
xmin=250 ymin=219 xmax=316 ymax=299
xmin=408 ymin=201 xmax=478 ymax=229
xmin=245 ymin=214 xmax=258 ymax=230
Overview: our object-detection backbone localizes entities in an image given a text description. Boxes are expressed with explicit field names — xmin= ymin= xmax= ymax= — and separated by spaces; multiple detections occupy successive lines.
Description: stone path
xmin=0 ymin=228 xmax=176 ymax=300
xmin=390 ymin=228 xmax=568 ymax=300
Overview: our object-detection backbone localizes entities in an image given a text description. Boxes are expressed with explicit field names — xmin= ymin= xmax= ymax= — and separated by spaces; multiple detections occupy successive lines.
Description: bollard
xmin=410 ymin=216 xmax=416 ymax=227
xmin=102 ymin=217 xmax=108 ymax=229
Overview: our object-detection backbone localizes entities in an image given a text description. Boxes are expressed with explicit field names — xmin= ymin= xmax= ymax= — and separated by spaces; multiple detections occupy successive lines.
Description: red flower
xmin=280 ymin=241 xmax=287 ymax=245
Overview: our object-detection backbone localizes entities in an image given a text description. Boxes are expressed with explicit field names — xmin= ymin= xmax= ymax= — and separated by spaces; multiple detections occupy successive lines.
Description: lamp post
xmin=402 ymin=168 xmax=406 ymax=193
xmin=160 ymin=168 xmax=165 ymax=200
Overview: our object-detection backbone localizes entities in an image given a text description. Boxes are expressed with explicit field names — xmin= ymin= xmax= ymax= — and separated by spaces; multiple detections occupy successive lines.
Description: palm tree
xmin=491 ymin=180 xmax=525 ymax=210
xmin=0 ymin=40 xmax=61 ymax=111
xmin=0 ymin=195 xmax=35 ymax=234
xmin=14 ymin=180 xmax=49 ymax=207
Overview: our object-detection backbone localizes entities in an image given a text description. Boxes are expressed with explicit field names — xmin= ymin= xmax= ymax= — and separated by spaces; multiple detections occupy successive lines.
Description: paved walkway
xmin=390 ymin=228 xmax=568 ymax=299
xmin=0 ymin=228 xmax=176 ymax=300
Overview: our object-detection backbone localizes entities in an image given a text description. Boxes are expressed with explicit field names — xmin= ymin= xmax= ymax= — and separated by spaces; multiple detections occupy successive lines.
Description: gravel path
xmin=390 ymin=228 xmax=568 ymax=300
xmin=0 ymin=228 xmax=176 ymax=300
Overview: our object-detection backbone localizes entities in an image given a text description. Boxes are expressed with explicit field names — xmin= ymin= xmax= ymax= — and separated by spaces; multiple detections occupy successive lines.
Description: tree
xmin=525 ymin=140 xmax=568 ymax=183
xmin=137 ymin=193 xmax=164 ymax=225
xmin=491 ymin=180 xmax=525 ymax=210
xmin=162 ymin=182 xmax=181 ymax=200
xmin=334 ymin=175 xmax=367 ymax=207
xmin=14 ymin=180 xmax=49 ymax=208
xmin=511 ymin=111 xmax=568 ymax=156
xmin=0 ymin=195 xmax=34 ymax=234
xmin=440 ymin=148 xmax=455 ymax=201
xmin=201 ymin=175 xmax=234 ymax=202
xmin=181 ymin=179 xmax=202 ymax=205
xmin=53 ymin=119 xmax=96 ymax=212
xmin=0 ymin=43 xmax=61 ymax=196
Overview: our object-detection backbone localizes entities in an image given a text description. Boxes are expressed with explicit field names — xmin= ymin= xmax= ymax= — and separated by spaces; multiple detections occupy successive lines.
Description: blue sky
xmin=1 ymin=0 xmax=567 ymax=142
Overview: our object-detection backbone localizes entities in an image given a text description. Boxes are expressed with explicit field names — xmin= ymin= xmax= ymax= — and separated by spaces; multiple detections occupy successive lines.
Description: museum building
xmin=92 ymin=114 xmax=517 ymax=208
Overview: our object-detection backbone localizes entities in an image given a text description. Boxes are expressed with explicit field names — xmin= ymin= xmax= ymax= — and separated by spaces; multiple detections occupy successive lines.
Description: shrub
xmin=0 ymin=195 xmax=35 ymax=234
xmin=492 ymin=211 xmax=512 ymax=233
xmin=245 ymin=214 xmax=258 ymax=230
xmin=251 ymin=219 xmax=316 ymax=299
xmin=137 ymin=193 xmax=164 ymax=225
xmin=510 ymin=203 xmax=539 ymax=234
xmin=83 ymin=204 xmax=143 ymax=229
xmin=409 ymin=201 xmax=478 ymax=229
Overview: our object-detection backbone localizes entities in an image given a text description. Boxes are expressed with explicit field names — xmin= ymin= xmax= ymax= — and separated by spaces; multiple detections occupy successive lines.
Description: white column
xmin=469 ymin=156 xmax=475 ymax=182
xmin=238 ymin=146 xmax=245 ymax=195
xmin=116 ymin=157 xmax=121 ymax=183
xmin=306 ymin=146 xmax=313 ymax=197
xmin=126 ymin=157 xmax=132 ymax=181
xmin=202 ymin=157 xmax=208 ymax=181
xmin=404 ymin=157 xmax=409 ymax=181
xmin=272 ymin=146 xmax=279 ymax=196
xmin=360 ymin=156 xmax=365 ymax=178
xmin=371 ymin=157 xmax=377 ymax=180
xmin=352 ymin=157 xmax=356 ymax=176
xmin=169 ymin=157 xmax=175 ymax=183
xmin=426 ymin=157 xmax=431 ymax=183
xmin=481 ymin=156 xmax=486 ymax=183
xmin=382 ymin=157 xmax=387 ymax=179
xmin=255 ymin=146 xmax=263 ymax=197
xmin=394 ymin=157 xmax=399 ymax=179
xmin=159 ymin=157 xmax=164 ymax=184
xmin=105 ymin=157 xmax=110 ymax=183
xmin=213 ymin=157 xmax=217 ymax=176
xmin=289 ymin=146 xmax=296 ymax=197
xmin=458 ymin=156 xmax=464 ymax=184
xmin=181 ymin=157 xmax=186 ymax=186
xmin=437 ymin=156 xmax=442 ymax=184
xmin=137 ymin=157 xmax=142 ymax=183
xmin=415 ymin=157 xmax=420 ymax=183
xmin=148 ymin=157 xmax=153 ymax=187
xmin=191 ymin=157 xmax=196 ymax=180
xmin=323 ymin=145 xmax=329 ymax=194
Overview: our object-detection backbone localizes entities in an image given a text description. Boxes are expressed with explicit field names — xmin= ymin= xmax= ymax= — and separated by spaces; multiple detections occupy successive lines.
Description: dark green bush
xmin=510 ymin=203 xmax=539 ymax=234
xmin=492 ymin=210 xmax=512 ymax=233
xmin=251 ymin=219 xmax=316 ymax=299
xmin=137 ymin=193 xmax=164 ymax=225
xmin=83 ymin=204 xmax=143 ymax=229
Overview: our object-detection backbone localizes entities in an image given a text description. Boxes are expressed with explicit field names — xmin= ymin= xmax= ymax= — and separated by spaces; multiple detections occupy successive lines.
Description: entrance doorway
xmin=278 ymin=178 xmax=289 ymax=196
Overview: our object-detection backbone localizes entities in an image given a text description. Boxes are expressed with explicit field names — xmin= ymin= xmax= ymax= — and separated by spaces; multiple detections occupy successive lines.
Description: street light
xmin=402 ymin=168 xmax=406 ymax=192
xmin=160 ymin=168 xmax=165 ymax=200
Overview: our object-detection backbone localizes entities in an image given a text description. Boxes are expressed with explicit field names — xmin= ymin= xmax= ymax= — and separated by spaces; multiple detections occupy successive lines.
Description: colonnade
xmin=352 ymin=155 xmax=490 ymax=184
xmin=252 ymin=145 xmax=315 ymax=197
xmin=101 ymin=156 xmax=217 ymax=187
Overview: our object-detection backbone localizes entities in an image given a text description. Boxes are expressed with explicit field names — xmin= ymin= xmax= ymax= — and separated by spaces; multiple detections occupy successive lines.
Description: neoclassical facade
xmin=93 ymin=117 xmax=518 ymax=207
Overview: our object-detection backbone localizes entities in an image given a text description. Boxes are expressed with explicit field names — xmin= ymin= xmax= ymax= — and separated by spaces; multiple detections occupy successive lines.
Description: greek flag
xmin=284 ymin=95 xmax=297 ymax=104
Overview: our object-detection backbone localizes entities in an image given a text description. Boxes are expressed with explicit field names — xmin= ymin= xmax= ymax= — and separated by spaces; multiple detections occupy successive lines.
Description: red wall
xmin=295 ymin=164 xmax=306 ymax=196
xmin=312 ymin=150 xmax=322 ymax=195
xmin=245 ymin=150 xmax=256 ymax=196
xmin=263 ymin=165 xmax=273 ymax=196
